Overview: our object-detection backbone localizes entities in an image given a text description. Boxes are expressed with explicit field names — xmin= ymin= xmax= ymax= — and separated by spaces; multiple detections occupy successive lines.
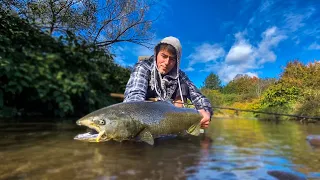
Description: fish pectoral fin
xmin=138 ymin=129 xmax=154 ymax=145
xmin=186 ymin=123 xmax=201 ymax=136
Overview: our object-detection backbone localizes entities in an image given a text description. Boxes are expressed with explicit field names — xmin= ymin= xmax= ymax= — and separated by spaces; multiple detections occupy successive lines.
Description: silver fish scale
xmin=108 ymin=101 xmax=199 ymax=126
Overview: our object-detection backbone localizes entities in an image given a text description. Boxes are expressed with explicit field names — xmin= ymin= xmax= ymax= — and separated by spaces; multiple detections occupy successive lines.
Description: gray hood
xmin=155 ymin=36 xmax=182 ymax=79
xmin=150 ymin=36 xmax=182 ymax=100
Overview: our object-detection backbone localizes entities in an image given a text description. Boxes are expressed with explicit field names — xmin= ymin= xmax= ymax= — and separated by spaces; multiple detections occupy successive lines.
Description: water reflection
xmin=0 ymin=118 xmax=319 ymax=180
xmin=0 ymin=128 xmax=205 ymax=179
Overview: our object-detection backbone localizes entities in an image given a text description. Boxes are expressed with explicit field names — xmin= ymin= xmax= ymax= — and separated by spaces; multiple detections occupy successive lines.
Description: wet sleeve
xmin=179 ymin=71 xmax=213 ymax=117
xmin=123 ymin=62 xmax=150 ymax=102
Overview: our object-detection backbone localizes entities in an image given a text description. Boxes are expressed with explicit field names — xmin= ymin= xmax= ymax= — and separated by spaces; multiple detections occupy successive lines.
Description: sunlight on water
xmin=0 ymin=118 xmax=319 ymax=180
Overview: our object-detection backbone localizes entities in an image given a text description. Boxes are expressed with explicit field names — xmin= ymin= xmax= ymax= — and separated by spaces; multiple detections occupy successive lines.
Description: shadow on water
xmin=0 ymin=118 xmax=320 ymax=180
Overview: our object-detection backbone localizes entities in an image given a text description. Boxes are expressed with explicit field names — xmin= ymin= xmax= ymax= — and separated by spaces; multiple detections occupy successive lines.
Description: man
xmin=123 ymin=36 xmax=212 ymax=128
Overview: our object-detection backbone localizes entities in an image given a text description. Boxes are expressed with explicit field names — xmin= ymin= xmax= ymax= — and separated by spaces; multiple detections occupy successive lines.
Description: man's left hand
xmin=198 ymin=109 xmax=211 ymax=128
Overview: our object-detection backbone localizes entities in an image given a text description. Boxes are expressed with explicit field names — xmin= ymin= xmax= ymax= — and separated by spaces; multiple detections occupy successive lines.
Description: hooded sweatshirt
xmin=124 ymin=36 xmax=213 ymax=116
xmin=150 ymin=36 xmax=182 ymax=100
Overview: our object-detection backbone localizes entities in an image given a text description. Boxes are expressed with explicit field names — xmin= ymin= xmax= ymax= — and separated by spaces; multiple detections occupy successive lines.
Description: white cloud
xmin=192 ymin=0 xmax=318 ymax=83
xmin=309 ymin=42 xmax=320 ymax=50
xmin=215 ymin=63 xmax=258 ymax=84
xmin=279 ymin=8 xmax=317 ymax=46
xmin=184 ymin=67 xmax=195 ymax=72
xmin=225 ymin=33 xmax=254 ymax=64
xmin=186 ymin=43 xmax=225 ymax=70
xmin=111 ymin=38 xmax=159 ymax=67
xmin=203 ymin=27 xmax=286 ymax=83
xmin=245 ymin=72 xmax=259 ymax=78
xmin=259 ymin=0 xmax=274 ymax=12
xmin=283 ymin=13 xmax=307 ymax=32
xmin=246 ymin=1 xmax=318 ymax=43
xmin=284 ymin=6 xmax=316 ymax=33
xmin=284 ymin=14 xmax=303 ymax=30
xmin=257 ymin=26 xmax=287 ymax=64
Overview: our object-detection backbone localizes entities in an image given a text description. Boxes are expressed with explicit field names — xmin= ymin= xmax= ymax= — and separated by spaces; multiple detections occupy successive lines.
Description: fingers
xmin=200 ymin=118 xmax=210 ymax=128
xmin=201 ymin=124 xmax=209 ymax=128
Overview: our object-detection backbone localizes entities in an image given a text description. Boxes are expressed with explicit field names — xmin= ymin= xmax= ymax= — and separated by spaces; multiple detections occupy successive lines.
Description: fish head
xmin=74 ymin=113 xmax=110 ymax=142
xmin=74 ymin=108 xmax=143 ymax=142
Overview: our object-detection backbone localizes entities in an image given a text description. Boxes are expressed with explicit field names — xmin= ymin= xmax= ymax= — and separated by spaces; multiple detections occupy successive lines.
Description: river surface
xmin=0 ymin=118 xmax=319 ymax=180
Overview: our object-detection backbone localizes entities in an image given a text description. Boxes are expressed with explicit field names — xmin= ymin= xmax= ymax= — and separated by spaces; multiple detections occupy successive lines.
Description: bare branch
xmin=4 ymin=0 xmax=160 ymax=48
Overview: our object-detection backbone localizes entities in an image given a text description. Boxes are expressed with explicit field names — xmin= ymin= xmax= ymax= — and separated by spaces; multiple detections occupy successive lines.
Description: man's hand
xmin=198 ymin=109 xmax=211 ymax=128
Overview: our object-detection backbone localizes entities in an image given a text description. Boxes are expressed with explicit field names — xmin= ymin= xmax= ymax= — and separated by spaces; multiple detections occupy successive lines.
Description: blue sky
xmin=113 ymin=0 xmax=320 ymax=87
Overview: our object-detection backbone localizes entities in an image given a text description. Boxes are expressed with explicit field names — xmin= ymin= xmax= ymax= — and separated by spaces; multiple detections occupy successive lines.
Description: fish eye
xmin=99 ymin=119 xmax=105 ymax=125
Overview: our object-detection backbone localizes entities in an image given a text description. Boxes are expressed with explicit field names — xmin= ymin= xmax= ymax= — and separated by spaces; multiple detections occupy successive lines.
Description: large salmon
xmin=74 ymin=101 xmax=202 ymax=145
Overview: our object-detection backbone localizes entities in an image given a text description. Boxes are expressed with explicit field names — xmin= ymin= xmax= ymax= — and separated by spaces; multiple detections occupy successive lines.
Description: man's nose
xmin=163 ymin=57 xmax=170 ymax=65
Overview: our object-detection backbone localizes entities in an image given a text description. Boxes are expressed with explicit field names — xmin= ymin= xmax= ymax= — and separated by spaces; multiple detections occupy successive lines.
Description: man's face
xmin=156 ymin=49 xmax=177 ymax=75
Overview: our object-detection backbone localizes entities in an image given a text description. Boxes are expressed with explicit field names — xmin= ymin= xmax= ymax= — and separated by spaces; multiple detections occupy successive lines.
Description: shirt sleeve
xmin=123 ymin=62 xmax=150 ymax=102
xmin=179 ymin=71 xmax=213 ymax=117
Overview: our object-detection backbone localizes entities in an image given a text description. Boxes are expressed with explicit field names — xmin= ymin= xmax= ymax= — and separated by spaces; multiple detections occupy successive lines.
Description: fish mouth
xmin=74 ymin=129 xmax=100 ymax=142
xmin=74 ymin=119 xmax=104 ymax=142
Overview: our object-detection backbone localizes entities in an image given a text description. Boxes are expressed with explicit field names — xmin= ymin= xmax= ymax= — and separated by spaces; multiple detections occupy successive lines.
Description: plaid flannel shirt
xmin=124 ymin=57 xmax=213 ymax=116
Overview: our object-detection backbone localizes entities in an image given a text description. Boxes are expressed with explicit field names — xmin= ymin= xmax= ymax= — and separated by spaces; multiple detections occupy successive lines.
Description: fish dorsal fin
xmin=186 ymin=123 xmax=201 ymax=136
xmin=138 ymin=129 xmax=154 ymax=145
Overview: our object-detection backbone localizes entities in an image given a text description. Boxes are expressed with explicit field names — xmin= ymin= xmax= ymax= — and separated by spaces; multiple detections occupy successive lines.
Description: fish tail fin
xmin=186 ymin=123 xmax=201 ymax=136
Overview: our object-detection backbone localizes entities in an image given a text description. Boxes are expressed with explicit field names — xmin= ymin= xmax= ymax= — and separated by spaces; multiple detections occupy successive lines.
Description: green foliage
xmin=222 ymin=74 xmax=258 ymax=95
xmin=222 ymin=93 xmax=241 ymax=106
xmin=201 ymin=89 xmax=224 ymax=107
xmin=266 ymin=60 xmax=320 ymax=118
xmin=280 ymin=60 xmax=320 ymax=89
xmin=202 ymin=73 xmax=221 ymax=90
xmin=260 ymin=84 xmax=301 ymax=108
xmin=296 ymin=89 xmax=320 ymax=117
xmin=198 ymin=60 xmax=320 ymax=120
xmin=221 ymin=74 xmax=263 ymax=104
xmin=0 ymin=10 xmax=130 ymax=117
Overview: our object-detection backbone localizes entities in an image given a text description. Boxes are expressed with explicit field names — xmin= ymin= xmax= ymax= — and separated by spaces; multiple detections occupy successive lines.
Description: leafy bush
xmin=222 ymin=93 xmax=241 ymax=106
xmin=201 ymin=89 xmax=224 ymax=107
xmin=0 ymin=10 xmax=130 ymax=117
xmin=295 ymin=89 xmax=320 ymax=117
xmin=260 ymin=84 xmax=301 ymax=108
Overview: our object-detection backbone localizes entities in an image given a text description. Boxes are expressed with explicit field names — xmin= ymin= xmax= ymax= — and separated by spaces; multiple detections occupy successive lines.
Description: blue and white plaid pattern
xmin=124 ymin=58 xmax=153 ymax=102
xmin=124 ymin=57 xmax=213 ymax=116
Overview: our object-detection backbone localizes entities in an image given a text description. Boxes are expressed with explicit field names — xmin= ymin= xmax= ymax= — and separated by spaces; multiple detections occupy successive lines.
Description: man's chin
xmin=159 ymin=69 xmax=169 ymax=75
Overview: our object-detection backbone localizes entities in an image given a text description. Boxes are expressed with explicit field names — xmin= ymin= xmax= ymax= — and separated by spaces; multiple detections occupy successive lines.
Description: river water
xmin=0 ymin=118 xmax=319 ymax=180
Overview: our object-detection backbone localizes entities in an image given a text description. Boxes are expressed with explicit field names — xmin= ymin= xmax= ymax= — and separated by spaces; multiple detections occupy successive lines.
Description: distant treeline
xmin=201 ymin=60 xmax=320 ymax=120
xmin=0 ymin=9 xmax=131 ymax=117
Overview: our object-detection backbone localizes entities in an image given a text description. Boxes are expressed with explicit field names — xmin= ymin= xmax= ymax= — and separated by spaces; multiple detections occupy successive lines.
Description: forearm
xmin=179 ymin=71 xmax=213 ymax=116
xmin=192 ymin=97 xmax=213 ymax=117
xmin=123 ymin=63 xmax=150 ymax=102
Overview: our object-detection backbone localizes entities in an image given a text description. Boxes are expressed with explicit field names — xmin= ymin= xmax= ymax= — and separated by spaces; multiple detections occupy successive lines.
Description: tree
xmin=222 ymin=74 xmax=254 ymax=94
xmin=1 ymin=0 xmax=157 ymax=48
xmin=254 ymin=78 xmax=276 ymax=97
xmin=203 ymin=73 xmax=221 ymax=90
xmin=280 ymin=60 xmax=320 ymax=89
xmin=0 ymin=9 xmax=131 ymax=117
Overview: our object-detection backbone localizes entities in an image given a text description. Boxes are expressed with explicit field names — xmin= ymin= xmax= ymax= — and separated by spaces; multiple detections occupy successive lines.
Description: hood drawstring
xmin=177 ymin=77 xmax=185 ymax=107
xmin=152 ymin=62 xmax=166 ymax=101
